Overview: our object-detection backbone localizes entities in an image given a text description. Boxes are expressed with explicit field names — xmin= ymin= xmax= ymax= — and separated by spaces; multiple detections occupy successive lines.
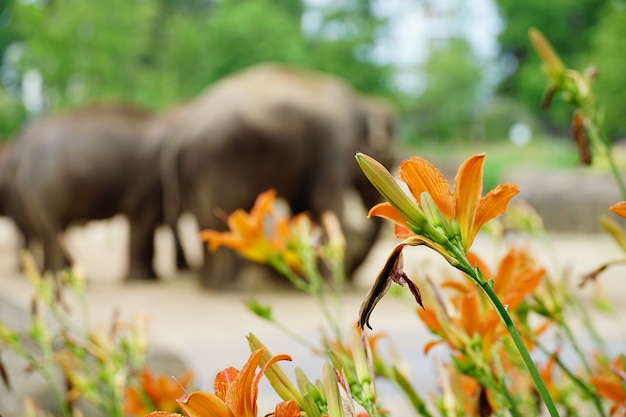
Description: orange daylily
xmin=609 ymin=201 xmax=626 ymax=218
xmin=418 ymin=247 xmax=546 ymax=358
xmin=590 ymin=355 xmax=626 ymax=416
xmin=176 ymin=348 xmax=293 ymax=417
xmin=199 ymin=189 xmax=300 ymax=268
xmin=368 ymin=153 xmax=519 ymax=252
xmin=124 ymin=369 xmax=194 ymax=417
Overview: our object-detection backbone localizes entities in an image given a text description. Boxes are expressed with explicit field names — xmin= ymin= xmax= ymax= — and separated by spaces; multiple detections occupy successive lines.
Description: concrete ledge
xmin=504 ymin=167 xmax=626 ymax=233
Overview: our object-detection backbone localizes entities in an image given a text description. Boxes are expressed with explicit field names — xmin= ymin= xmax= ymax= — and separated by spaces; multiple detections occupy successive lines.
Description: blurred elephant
xmin=0 ymin=105 xmax=186 ymax=278
xmin=154 ymin=62 xmax=396 ymax=289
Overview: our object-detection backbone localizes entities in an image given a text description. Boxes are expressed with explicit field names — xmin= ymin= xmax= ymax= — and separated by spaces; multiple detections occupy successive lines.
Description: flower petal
xmin=609 ymin=201 xmax=626 ymax=218
xmin=398 ymin=157 xmax=455 ymax=219
xmin=226 ymin=348 xmax=267 ymax=417
xmin=215 ymin=367 xmax=239 ymax=401
xmin=249 ymin=189 xmax=277 ymax=221
xmin=368 ymin=202 xmax=406 ymax=225
xmin=591 ymin=376 xmax=626 ymax=403
xmin=454 ymin=154 xmax=485 ymax=250
xmin=471 ymin=183 xmax=520 ymax=246
xmin=273 ymin=400 xmax=302 ymax=417
xmin=458 ymin=293 xmax=480 ymax=338
xmin=178 ymin=392 xmax=234 ymax=417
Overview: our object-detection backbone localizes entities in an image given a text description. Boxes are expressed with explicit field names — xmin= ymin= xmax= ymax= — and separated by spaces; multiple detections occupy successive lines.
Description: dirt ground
xmin=0 ymin=215 xmax=625 ymax=416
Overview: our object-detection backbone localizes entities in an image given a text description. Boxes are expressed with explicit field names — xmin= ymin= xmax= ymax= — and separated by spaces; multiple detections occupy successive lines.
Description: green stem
xmin=558 ymin=317 xmax=593 ymax=376
xmin=450 ymin=250 xmax=560 ymax=416
xmin=587 ymin=118 xmax=626 ymax=200
xmin=490 ymin=345 xmax=523 ymax=417
xmin=15 ymin=348 xmax=73 ymax=417
xmin=477 ymin=279 xmax=560 ymax=417
xmin=537 ymin=342 xmax=607 ymax=417
xmin=272 ymin=259 xmax=343 ymax=341
xmin=388 ymin=365 xmax=435 ymax=417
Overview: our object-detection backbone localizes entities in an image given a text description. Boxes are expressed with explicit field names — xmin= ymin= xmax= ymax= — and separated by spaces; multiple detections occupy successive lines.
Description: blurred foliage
xmin=11 ymin=0 xmax=158 ymax=108
xmin=401 ymin=37 xmax=483 ymax=146
xmin=587 ymin=2 xmax=626 ymax=139
xmin=199 ymin=0 xmax=310 ymax=86
xmin=494 ymin=0 xmax=607 ymax=134
xmin=0 ymin=0 xmax=624 ymax=151
xmin=0 ymin=85 xmax=25 ymax=139
xmin=0 ymin=0 xmax=394 ymax=136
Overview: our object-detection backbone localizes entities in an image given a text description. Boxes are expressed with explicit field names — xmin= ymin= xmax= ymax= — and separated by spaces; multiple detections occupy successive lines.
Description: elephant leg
xmin=343 ymin=217 xmax=383 ymax=281
xmin=42 ymin=232 xmax=70 ymax=273
xmin=199 ymin=245 xmax=242 ymax=290
xmin=127 ymin=213 xmax=158 ymax=280
xmin=172 ymin=226 xmax=189 ymax=271
xmin=193 ymin=196 xmax=242 ymax=289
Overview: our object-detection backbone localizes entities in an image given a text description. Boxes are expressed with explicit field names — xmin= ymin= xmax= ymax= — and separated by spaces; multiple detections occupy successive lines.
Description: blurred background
xmin=1 ymin=3 xmax=626 ymax=415
xmin=1 ymin=0 xmax=624 ymax=160
xmin=2 ymin=0 xmax=625 ymax=234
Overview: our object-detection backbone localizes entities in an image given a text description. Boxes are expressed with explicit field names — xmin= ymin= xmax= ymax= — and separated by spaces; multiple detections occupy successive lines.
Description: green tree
xmin=200 ymin=0 xmax=310 ymax=85
xmin=0 ymin=0 xmax=26 ymax=137
xmin=307 ymin=0 xmax=393 ymax=95
xmin=404 ymin=37 xmax=483 ymax=145
xmin=494 ymin=0 xmax=605 ymax=132
xmin=587 ymin=2 xmax=626 ymax=138
xmin=11 ymin=0 xmax=157 ymax=109
xmin=0 ymin=0 xmax=18 ymax=64
xmin=5 ymin=0 xmax=394 ymax=120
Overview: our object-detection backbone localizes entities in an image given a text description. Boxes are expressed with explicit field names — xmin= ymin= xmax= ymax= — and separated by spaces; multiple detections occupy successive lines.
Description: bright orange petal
xmin=505 ymin=268 xmax=544 ymax=309
xmin=274 ymin=400 xmax=301 ymax=417
xmin=227 ymin=210 xmax=260 ymax=239
xmin=609 ymin=201 xmax=626 ymax=218
xmin=249 ymin=189 xmax=277 ymax=221
xmin=458 ymin=293 xmax=480 ymax=337
xmin=393 ymin=224 xmax=414 ymax=238
xmin=398 ymin=157 xmax=455 ymax=219
xmin=199 ymin=229 xmax=243 ymax=252
xmin=123 ymin=387 xmax=146 ymax=416
xmin=226 ymin=348 xmax=266 ymax=417
xmin=423 ymin=339 xmax=445 ymax=354
xmin=178 ymin=392 xmax=234 ymax=417
xmin=454 ymin=154 xmax=485 ymax=250
xmin=369 ymin=202 xmax=415 ymax=238
xmin=440 ymin=280 xmax=472 ymax=294
xmin=467 ymin=251 xmax=493 ymax=279
xmin=472 ymin=183 xmax=520 ymax=244
xmin=145 ymin=412 xmax=184 ymax=417
xmin=215 ymin=367 xmax=239 ymax=402
xmin=492 ymin=248 xmax=517 ymax=296
xmin=368 ymin=202 xmax=406 ymax=224
xmin=591 ymin=376 xmax=626 ymax=403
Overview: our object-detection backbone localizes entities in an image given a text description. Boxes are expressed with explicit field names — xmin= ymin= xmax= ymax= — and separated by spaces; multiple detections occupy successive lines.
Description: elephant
xmin=0 ymin=104 xmax=187 ymax=279
xmin=153 ymin=62 xmax=397 ymax=289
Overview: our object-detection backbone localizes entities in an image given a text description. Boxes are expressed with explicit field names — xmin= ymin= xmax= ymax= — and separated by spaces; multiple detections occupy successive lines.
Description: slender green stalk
xmin=271 ymin=258 xmax=343 ymax=341
xmin=587 ymin=121 xmax=626 ymax=200
xmin=449 ymin=249 xmax=560 ymax=416
xmin=491 ymin=345 xmax=523 ymax=417
xmin=388 ymin=365 xmax=435 ymax=417
xmin=478 ymin=278 xmax=560 ymax=417
xmin=536 ymin=342 xmax=607 ymax=417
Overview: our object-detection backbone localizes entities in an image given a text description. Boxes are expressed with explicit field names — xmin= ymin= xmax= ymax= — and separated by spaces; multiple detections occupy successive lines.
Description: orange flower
xmin=176 ymin=348 xmax=293 ymax=417
xmin=590 ymin=355 xmax=626 ymax=416
xmin=199 ymin=190 xmax=299 ymax=267
xmin=125 ymin=369 xmax=194 ymax=417
xmin=609 ymin=201 xmax=626 ymax=218
xmin=418 ymin=248 xmax=545 ymax=358
xmin=367 ymin=153 xmax=519 ymax=252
